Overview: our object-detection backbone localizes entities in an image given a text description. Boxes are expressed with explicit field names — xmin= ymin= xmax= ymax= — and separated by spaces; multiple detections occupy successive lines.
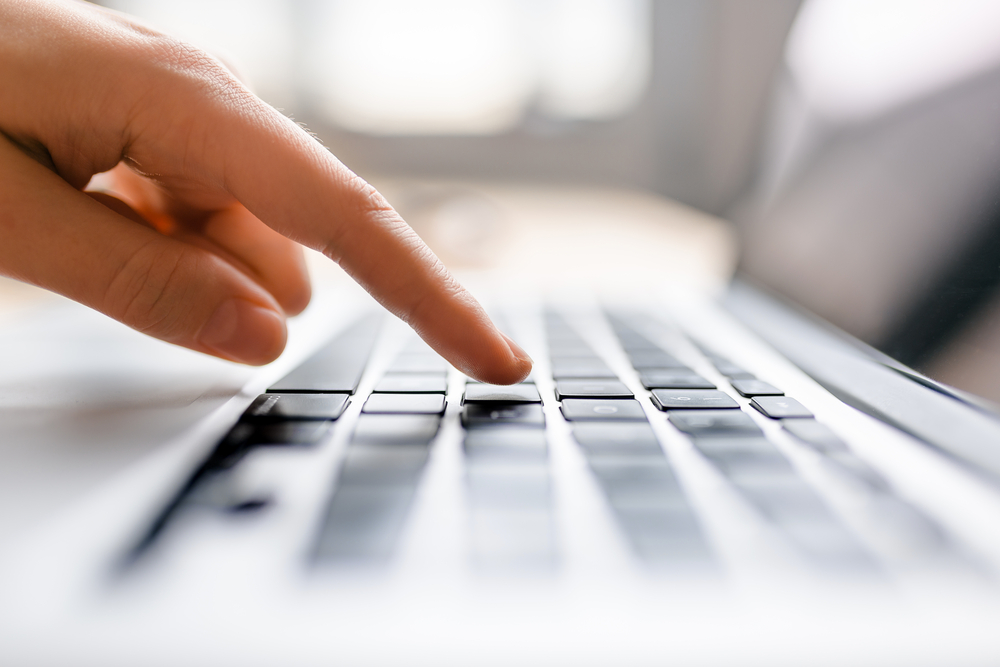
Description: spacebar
xmin=269 ymin=314 xmax=382 ymax=394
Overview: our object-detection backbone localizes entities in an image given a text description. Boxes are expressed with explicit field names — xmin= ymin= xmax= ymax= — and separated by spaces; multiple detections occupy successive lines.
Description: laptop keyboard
xmin=131 ymin=307 xmax=959 ymax=579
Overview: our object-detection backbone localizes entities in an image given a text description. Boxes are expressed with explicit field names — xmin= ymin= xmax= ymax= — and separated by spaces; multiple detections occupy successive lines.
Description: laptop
xmin=4 ymin=29 xmax=1000 ymax=667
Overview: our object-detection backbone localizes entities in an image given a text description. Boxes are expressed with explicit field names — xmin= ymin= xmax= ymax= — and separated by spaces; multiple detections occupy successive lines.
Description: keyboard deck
xmin=129 ymin=305 xmax=975 ymax=585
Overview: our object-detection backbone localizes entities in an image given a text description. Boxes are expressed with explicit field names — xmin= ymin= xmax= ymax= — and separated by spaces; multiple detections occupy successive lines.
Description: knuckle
xmin=103 ymin=241 xmax=197 ymax=338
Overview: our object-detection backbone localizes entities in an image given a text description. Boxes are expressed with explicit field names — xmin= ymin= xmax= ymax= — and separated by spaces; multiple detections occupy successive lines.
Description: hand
xmin=0 ymin=0 xmax=531 ymax=383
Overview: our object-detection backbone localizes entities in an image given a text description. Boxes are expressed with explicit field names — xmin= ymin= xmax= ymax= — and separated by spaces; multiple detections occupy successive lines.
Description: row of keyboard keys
xmin=460 ymin=322 xmax=556 ymax=568
xmin=314 ymin=334 xmax=449 ymax=564
xmin=610 ymin=317 xmax=876 ymax=572
xmin=550 ymin=313 xmax=713 ymax=567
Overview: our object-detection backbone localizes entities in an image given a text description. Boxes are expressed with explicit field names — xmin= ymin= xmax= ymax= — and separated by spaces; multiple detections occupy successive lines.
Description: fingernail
xmin=501 ymin=332 xmax=533 ymax=365
xmin=198 ymin=299 xmax=286 ymax=364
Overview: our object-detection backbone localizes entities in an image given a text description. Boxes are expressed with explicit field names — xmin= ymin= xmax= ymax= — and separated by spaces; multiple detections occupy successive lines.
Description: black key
xmin=550 ymin=359 xmax=617 ymax=379
xmin=464 ymin=429 xmax=548 ymax=460
xmin=352 ymin=414 xmax=440 ymax=446
xmin=464 ymin=383 xmax=541 ymax=404
xmin=387 ymin=354 xmax=448 ymax=375
xmin=651 ymin=389 xmax=739 ymax=411
xmin=561 ymin=399 xmax=647 ymax=421
xmin=374 ymin=374 xmax=447 ymax=394
xmin=462 ymin=403 xmax=545 ymax=428
xmin=555 ymin=379 xmax=633 ymax=400
xmin=639 ymin=369 xmax=714 ymax=390
xmin=362 ymin=393 xmax=446 ymax=415
xmin=751 ymin=396 xmax=813 ymax=419
xmin=572 ymin=422 xmax=662 ymax=456
xmin=466 ymin=377 xmax=536 ymax=384
xmin=229 ymin=421 xmax=332 ymax=448
xmin=242 ymin=393 xmax=349 ymax=421
xmin=781 ymin=419 xmax=849 ymax=452
xmin=712 ymin=360 xmax=754 ymax=379
xmin=269 ymin=315 xmax=380 ymax=393
xmin=730 ymin=379 xmax=783 ymax=397
xmin=669 ymin=410 xmax=763 ymax=437
xmin=626 ymin=350 xmax=686 ymax=369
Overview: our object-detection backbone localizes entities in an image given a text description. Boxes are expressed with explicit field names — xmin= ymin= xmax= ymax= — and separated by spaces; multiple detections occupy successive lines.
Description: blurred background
xmin=91 ymin=0 xmax=1000 ymax=403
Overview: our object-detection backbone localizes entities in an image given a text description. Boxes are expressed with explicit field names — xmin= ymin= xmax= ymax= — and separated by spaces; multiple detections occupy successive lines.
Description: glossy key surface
xmin=555 ymin=379 xmax=633 ymax=400
xmin=462 ymin=404 xmax=546 ymax=428
xmin=464 ymin=383 xmax=542 ymax=404
xmin=560 ymin=399 xmax=647 ymax=421
xmin=751 ymin=396 xmax=813 ymax=419
xmin=651 ymin=389 xmax=739 ymax=411
xmin=374 ymin=374 xmax=447 ymax=394
xmin=243 ymin=393 xmax=349 ymax=421
xmin=363 ymin=393 xmax=447 ymax=415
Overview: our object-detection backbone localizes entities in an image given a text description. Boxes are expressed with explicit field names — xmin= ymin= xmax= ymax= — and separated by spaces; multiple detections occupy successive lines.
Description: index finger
xmin=131 ymin=56 xmax=532 ymax=383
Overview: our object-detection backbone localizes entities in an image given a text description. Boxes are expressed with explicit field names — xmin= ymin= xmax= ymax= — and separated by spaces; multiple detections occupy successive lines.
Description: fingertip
xmin=197 ymin=298 xmax=287 ymax=365
xmin=460 ymin=332 xmax=533 ymax=385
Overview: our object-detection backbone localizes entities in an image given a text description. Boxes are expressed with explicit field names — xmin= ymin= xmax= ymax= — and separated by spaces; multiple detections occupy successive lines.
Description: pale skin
xmin=0 ymin=0 xmax=532 ymax=383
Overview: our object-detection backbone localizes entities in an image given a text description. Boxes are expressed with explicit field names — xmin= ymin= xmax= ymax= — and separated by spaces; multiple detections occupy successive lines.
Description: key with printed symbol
xmin=560 ymin=399 xmax=647 ymax=421
xmin=462 ymin=403 xmax=546 ymax=428
xmin=650 ymin=389 xmax=739 ymax=411
xmin=751 ymin=396 xmax=813 ymax=419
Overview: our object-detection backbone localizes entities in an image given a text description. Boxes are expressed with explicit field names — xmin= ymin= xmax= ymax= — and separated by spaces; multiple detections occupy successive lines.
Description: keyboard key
xmin=555 ymin=379 xmax=633 ymax=400
xmin=712 ymin=360 xmax=754 ymax=379
xmin=269 ymin=315 xmax=380 ymax=393
xmin=782 ymin=419 xmax=849 ymax=452
xmin=751 ymin=396 xmax=813 ymax=419
xmin=626 ymin=350 xmax=686 ymax=369
xmin=363 ymin=393 xmax=447 ymax=415
xmin=572 ymin=422 xmax=662 ymax=456
xmin=639 ymin=369 xmax=715 ymax=390
xmin=560 ymin=399 xmax=647 ymax=421
xmin=550 ymin=358 xmax=617 ymax=379
xmin=730 ymin=379 xmax=783 ymax=397
xmin=669 ymin=410 xmax=763 ymax=437
xmin=464 ymin=429 xmax=548 ymax=461
xmin=650 ymin=389 xmax=739 ymax=410
xmin=387 ymin=354 xmax=448 ymax=375
xmin=242 ymin=393 xmax=349 ymax=421
xmin=232 ymin=421 xmax=332 ymax=447
xmin=462 ymin=403 xmax=545 ymax=428
xmin=352 ymin=414 xmax=440 ymax=446
xmin=374 ymin=374 xmax=447 ymax=393
xmin=464 ymin=383 xmax=542 ymax=404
